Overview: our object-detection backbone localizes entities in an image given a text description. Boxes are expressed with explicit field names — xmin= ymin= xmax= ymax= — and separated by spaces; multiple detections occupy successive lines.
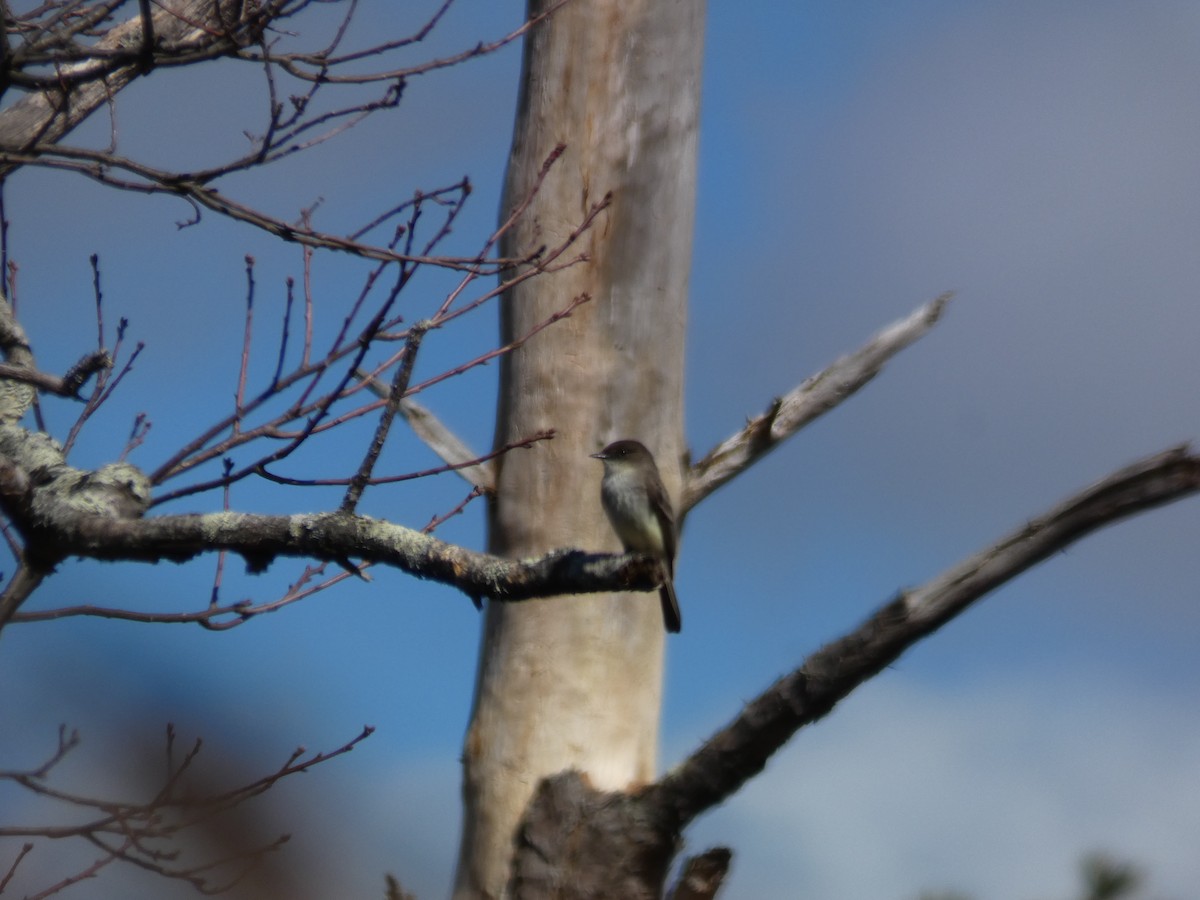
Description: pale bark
xmin=455 ymin=1 xmax=705 ymax=895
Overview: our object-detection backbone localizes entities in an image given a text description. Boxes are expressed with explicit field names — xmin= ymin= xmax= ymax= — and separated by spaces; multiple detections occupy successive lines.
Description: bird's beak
xmin=590 ymin=451 xmax=606 ymax=460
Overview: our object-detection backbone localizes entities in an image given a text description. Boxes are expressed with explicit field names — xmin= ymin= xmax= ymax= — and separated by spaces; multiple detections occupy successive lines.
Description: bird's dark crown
xmin=592 ymin=439 xmax=651 ymax=460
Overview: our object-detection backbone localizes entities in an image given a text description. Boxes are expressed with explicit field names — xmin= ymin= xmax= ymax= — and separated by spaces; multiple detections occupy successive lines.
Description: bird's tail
xmin=659 ymin=578 xmax=682 ymax=634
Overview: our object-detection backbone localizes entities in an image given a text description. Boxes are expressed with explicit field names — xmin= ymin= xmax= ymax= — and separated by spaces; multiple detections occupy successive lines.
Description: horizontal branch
xmin=0 ymin=426 xmax=618 ymax=628
xmin=0 ymin=421 xmax=659 ymax=613
xmin=682 ymin=293 xmax=952 ymax=513
xmin=44 ymin=510 xmax=665 ymax=606
xmin=653 ymin=443 xmax=1200 ymax=827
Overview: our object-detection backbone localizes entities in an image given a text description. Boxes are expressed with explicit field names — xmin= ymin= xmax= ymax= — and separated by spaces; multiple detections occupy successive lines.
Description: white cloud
xmin=679 ymin=670 xmax=1200 ymax=899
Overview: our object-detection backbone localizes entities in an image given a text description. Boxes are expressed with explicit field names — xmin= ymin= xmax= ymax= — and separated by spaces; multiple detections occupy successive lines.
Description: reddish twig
xmin=148 ymin=166 xmax=596 ymax=499
xmin=423 ymin=485 xmax=485 ymax=533
xmin=260 ymin=429 xmax=553 ymax=489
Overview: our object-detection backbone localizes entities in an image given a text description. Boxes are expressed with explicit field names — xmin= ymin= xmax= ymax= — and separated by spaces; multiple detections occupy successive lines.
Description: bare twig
xmin=405 ymin=292 xmax=592 ymax=398
xmin=233 ymin=256 xmax=257 ymax=441
xmin=150 ymin=255 xmax=595 ymax=501
xmin=0 ymin=562 xmax=48 ymax=630
xmin=423 ymin=485 xmax=485 ymax=533
xmin=258 ymin=429 xmax=553 ymax=489
xmin=1 ymin=146 xmax=504 ymax=271
xmin=266 ymin=0 xmax=569 ymax=84
xmin=0 ymin=842 xmax=34 ymax=894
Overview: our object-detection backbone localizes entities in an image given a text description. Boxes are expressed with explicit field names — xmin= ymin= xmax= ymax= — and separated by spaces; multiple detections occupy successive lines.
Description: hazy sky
xmin=2 ymin=3 xmax=1198 ymax=898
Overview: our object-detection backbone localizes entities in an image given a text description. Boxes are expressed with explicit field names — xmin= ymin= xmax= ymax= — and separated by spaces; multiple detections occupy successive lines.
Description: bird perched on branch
xmin=591 ymin=439 xmax=681 ymax=633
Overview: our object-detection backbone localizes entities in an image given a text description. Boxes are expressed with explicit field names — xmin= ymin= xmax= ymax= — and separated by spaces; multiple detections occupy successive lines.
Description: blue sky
xmin=2 ymin=2 xmax=1199 ymax=898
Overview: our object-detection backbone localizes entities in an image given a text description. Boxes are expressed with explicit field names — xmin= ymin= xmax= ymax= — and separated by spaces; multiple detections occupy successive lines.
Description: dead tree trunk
xmin=454 ymin=1 xmax=705 ymax=895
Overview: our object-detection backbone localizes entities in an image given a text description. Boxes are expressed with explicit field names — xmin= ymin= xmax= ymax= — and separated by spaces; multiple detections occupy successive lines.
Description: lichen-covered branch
xmin=0 ymin=421 xmax=662 ymax=628
xmin=0 ymin=292 xmax=36 ymax=422
xmin=46 ymin=510 xmax=662 ymax=603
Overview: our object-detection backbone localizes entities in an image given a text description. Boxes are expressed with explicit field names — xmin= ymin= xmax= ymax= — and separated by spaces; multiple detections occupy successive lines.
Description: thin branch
xmin=653 ymin=444 xmax=1200 ymax=827
xmin=405 ymin=292 xmax=592 ymax=397
xmin=232 ymin=256 xmax=257 ymax=441
xmin=0 ymin=562 xmax=48 ymax=630
xmin=0 ymin=725 xmax=81 ymax=782
xmin=260 ymin=430 xmax=551 ymax=489
xmin=423 ymin=485 xmax=485 ymax=533
xmin=341 ymin=322 xmax=426 ymax=512
xmin=24 ymin=846 xmax=120 ymax=900
xmin=140 ymin=142 xmax=591 ymax=494
xmin=0 ymin=842 xmax=34 ymax=894
xmin=2 ymin=147 xmax=504 ymax=271
xmin=271 ymin=276 xmax=295 ymax=387
xmin=355 ymin=367 xmax=522 ymax=493
xmin=266 ymin=0 xmax=569 ymax=84
xmin=682 ymin=293 xmax=953 ymax=513
xmin=149 ymin=278 xmax=592 ymax=502
xmin=62 ymin=328 xmax=143 ymax=457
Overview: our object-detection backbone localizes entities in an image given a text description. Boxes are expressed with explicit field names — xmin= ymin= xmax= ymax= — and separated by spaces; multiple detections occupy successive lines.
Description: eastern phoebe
xmin=591 ymin=439 xmax=682 ymax=633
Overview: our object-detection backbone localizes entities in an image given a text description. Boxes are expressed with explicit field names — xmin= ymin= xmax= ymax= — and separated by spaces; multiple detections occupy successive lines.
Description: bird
xmin=590 ymin=439 xmax=682 ymax=633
